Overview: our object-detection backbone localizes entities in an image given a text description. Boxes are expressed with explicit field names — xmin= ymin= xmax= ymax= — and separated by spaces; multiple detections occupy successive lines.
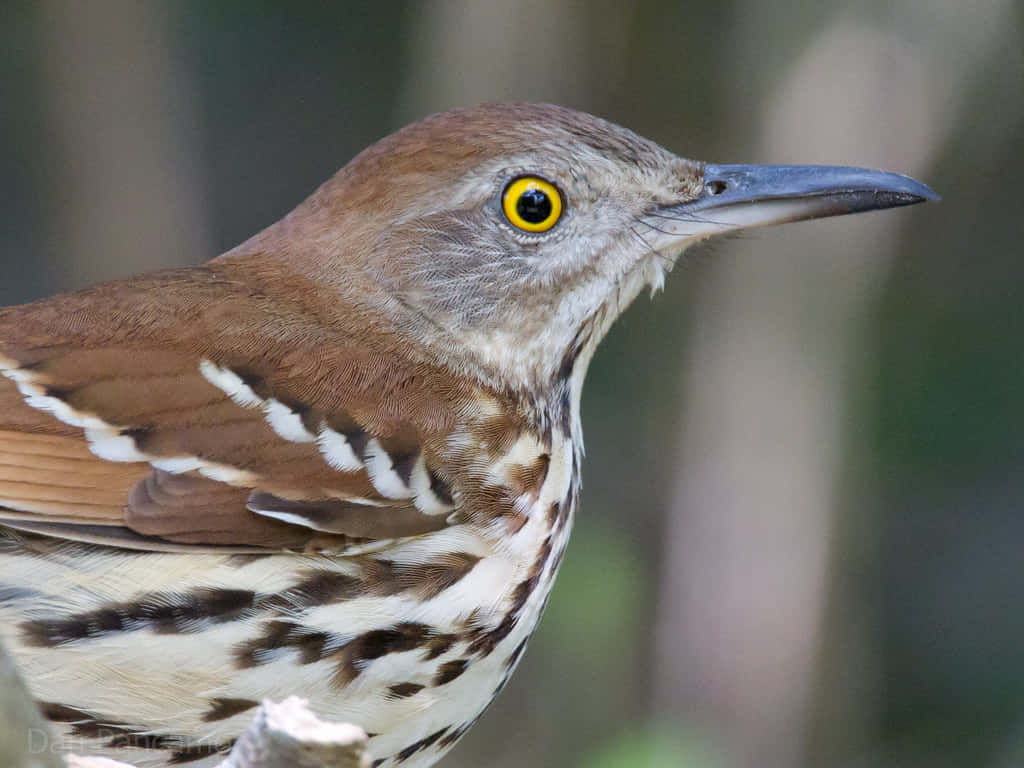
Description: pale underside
xmin=0 ymin=291 xmax=591 ymax=768
xmin=0 ymin=469 xmax=575 ymax=767
xmin=0 ymin=302 xmax=585 ymax=767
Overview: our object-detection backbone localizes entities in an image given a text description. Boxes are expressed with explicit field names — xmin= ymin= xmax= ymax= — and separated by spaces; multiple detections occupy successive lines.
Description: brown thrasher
xmin=0 ymin=104 xmax=936 ymax=767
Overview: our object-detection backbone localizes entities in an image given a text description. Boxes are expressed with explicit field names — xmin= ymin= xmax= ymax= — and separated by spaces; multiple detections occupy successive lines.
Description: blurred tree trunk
xmin=394 ymin=4 xmax=632 ymax=766
xmin=35 ymin=0 xmax=209 ymax=290
xmin=654 ymin=9 xmax=948 ymax=767
xmin=394 ymin=0 xmax=631 ymax=123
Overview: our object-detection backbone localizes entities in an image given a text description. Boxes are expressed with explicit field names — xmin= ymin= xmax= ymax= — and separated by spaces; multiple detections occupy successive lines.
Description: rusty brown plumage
xmin=0 ymin=103 xmax=936 ymax=768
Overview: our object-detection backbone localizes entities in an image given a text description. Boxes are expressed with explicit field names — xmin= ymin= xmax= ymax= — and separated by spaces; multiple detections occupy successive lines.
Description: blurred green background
xmin=2 ymin=2 xmax=1023 ymax=767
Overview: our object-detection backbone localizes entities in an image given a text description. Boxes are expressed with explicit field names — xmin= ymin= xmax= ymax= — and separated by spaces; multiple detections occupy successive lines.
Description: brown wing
xmin=0 ymin=265 xmax=483 ymax=553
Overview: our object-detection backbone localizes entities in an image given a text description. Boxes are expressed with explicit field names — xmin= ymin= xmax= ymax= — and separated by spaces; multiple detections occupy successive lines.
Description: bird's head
xmin=230 ymin=103 xmax=936 ymax=402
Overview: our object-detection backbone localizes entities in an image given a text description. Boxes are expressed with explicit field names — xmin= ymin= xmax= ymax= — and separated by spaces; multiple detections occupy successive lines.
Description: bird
xmin=0 ymin=103 xmax=937 ymax=767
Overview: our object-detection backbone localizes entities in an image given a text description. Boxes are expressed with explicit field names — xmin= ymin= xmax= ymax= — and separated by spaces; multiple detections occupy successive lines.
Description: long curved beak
xmin=650 ymin=163 xmax=939 ymax=243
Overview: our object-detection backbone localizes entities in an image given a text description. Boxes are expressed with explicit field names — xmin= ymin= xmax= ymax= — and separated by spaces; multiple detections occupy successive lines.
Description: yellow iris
xmin=502 ymin=176 xmax=563 ymax=233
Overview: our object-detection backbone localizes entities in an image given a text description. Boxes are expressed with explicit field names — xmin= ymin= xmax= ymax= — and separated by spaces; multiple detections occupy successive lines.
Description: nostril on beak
xmin=706 ymin=179 xmax=728 ymax=196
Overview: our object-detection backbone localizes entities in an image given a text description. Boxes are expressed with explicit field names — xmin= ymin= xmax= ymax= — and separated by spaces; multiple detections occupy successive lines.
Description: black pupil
xmin=516 ymin=187 xmax=552 ymax=224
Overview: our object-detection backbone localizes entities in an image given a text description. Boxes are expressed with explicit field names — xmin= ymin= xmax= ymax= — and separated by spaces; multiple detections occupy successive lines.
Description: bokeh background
xmin=2 ymin=2 xmax=1023 ymax=767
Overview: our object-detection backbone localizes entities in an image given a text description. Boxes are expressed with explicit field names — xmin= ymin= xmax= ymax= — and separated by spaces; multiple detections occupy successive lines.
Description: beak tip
xmin=894 ymin=173 xmax=940 ymax=204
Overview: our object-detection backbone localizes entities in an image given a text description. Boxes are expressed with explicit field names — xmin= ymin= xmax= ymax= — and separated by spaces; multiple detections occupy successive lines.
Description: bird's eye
xmin=502 ymin=176 xmax=563 ymax=233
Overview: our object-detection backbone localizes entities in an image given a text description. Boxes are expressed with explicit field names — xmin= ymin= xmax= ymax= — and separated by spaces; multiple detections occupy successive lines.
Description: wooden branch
xmin=65 ymin=698 xmax=370 ymax=768
xmin=215 ymin=697 xmax=370 ymax=768
xmin=2 ymin=638 xmax=369 ymax=768
xmin=0 ymin=638 xmax=64 ymax=768
xmin=66 ymin=759 xmax=136 ymax=768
